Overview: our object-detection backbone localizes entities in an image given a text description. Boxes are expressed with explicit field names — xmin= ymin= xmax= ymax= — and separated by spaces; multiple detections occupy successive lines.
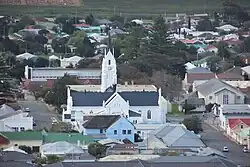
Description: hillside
xmin=0 ymin=0 xmax=249 ymax=17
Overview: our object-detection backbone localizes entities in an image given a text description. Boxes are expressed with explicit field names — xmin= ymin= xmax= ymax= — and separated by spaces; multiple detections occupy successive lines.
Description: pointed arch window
xmin=147 ymin=110 xmax=152 ymax=119
xmin=108 ymin=60 xmax=111 ymax=65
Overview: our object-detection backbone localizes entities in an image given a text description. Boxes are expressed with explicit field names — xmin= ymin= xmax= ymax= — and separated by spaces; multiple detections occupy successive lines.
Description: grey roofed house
xmin=71 ymin=91 xmax=159 ymax=106
xmin=0 ymin=104 xmax=16 ymax=116
xmin=187 ymin=67 xmax=213 ymax=74
xmin=220 ymin=104 xmax=250 ymax=114
xmin=109 ymin=28 xmax=127 ymax=36
xmin=178 ymin=91 xmax=205 ymax=106
xmin=44 ymin=156 xmax=237 ymax=167
xmin=196 ymin=78 xmax=245 ymax=97
xmin=141 ymin=125 xmax=205 ymax=149
xmin=83 ymin=115 xmax=121 ymax=129
xmin=0 ymin=161 xmax=37 ymax=167
xmin=0 ymin=151 xmax=34 ymax=162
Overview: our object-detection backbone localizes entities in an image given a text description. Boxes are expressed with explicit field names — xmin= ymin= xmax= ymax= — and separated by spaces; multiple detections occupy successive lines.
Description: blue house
xmin=82 ymin=115 xmax=135 ymax=143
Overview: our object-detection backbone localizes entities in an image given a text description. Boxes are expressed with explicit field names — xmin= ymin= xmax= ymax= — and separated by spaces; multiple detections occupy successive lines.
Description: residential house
xmin=98 ymin=139 xmax=123 ymax=147
xmin=138 ymin=124 xmax=205 ymax=152
xmin=216 ymin=66 xmax=244 ymax=81
xmin=182 ymin=67 xmax=215 ymax=92
xmin=205 ymin=45 xmax=218 ymax=53
xmin=60 ymin=56 xmax=83 ymax=68
xmin=216 ymin=24 xmax=238 ymax=32
xmin=0 ymin=150 xmax=35 ymax=163
xmin=0 ymin=131 xmax=43 ymax=151
xmin=214 ymin=104 xmax=250 ymax=130
xmin=43 ymin=132 xmax=94 ymax=146
xmin=16 ymin=52 xmax=38 ymax=60
xmin=0 ymin=104 xmax=33 ymax=132
xmin=178 ymin=91 xmax=205 ymax=112
xmin=195 ymin=78 xmax=246 ymax=105
xmin=191 ymin=56 xmax=211 ymax=68
xmin=63 ymin=51 xmax=168 ymax=131
xmin=224 ymin=39 xmax=243 ymax=48
xmin=82 ymin=115 xmax=135 ymax=142
xmin=106 ymin=144 xmax=139 ymax=155
xmin=45 ymin=156 xmax=237 ymax=167
xmin=41 ymin=141 xmax=85 ymax=157
xmin=241 ymin=65 xmax=250 ymax=80
xmin=227 ymin=118 xmax=250 ymax=145
xmin=185 ymin=62 xmax=196 ymax=70
xmin=23 ymin=65 xmax=101 ymax=89
xmin=237 ymin=53 xmax=250 ymax=65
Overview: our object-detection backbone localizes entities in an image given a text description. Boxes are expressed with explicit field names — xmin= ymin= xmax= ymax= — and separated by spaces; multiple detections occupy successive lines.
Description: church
xmin=62 ymin=50 xmax=169 ymax=131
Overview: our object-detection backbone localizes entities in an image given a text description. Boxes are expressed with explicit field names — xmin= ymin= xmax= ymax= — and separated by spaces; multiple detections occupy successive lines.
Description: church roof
xmin=71 ymin=91 xmax=159 ymax=106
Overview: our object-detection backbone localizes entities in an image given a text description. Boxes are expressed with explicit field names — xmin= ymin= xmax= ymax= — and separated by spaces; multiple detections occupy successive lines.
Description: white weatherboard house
xmin=63 ymin=50 xmax=169 ymax=135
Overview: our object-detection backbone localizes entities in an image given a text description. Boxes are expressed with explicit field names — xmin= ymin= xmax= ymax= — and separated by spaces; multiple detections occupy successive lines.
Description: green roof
xmin=44 ymin=133 xmax=94 ymax=144
xmin=0 ymin=131 xmax=43 ymax=141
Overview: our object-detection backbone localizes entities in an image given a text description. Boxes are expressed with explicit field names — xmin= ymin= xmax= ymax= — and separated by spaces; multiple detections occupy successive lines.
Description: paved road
xmin=201 ymin=123 xmax=250 ymax=166
xmin=18 ymin=94 xmax=59 ymax=130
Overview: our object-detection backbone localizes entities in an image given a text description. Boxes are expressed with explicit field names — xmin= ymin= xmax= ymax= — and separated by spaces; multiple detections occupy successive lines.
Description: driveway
xmin=18 ymin=93 xmax=60 ymax=130
xmin=201 ymin=123 xmax=250 ymax=166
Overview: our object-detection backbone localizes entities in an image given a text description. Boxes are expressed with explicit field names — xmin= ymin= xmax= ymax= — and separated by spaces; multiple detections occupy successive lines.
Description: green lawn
xmin=0 ymin=0 xmax=249 ymax=17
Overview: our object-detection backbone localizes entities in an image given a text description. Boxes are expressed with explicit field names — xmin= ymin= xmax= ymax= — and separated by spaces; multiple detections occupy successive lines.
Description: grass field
xmin=0 ymin=0 xmax=249 ymax=18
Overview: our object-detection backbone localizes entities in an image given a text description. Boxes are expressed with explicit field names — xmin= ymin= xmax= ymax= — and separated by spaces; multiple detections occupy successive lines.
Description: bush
xmin=88 ymin=142 xmax=106 ymax=158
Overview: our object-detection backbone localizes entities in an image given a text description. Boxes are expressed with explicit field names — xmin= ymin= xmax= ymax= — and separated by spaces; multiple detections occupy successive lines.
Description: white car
xmin=25 ymin=108 xmax=30 ymax=112
xmin=223 ymin=146 xmax=229 ymax=152
xmin=243 ymin=147 xmax=248 ymax=153
xmin=51 ymin=117 xmax=58 ymax=125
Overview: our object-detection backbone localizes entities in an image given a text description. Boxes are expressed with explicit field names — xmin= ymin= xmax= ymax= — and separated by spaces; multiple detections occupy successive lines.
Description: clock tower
xmin=101 ymin=49 xmax=117 ymax=92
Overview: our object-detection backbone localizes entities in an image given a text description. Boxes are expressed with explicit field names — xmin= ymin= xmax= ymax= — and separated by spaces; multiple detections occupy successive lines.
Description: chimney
xmin=125 ymin=81 xmax=128 ymax=86
xmin=131 ymin=80 xmax=134 ymax=85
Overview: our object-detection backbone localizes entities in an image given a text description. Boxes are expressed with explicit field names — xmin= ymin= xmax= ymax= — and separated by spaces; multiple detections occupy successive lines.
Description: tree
xmin=88 ymin=142 xmax=106 ymax=158
xmin=34 ymin=57 xmax=49 ymax=67
xmin=16 ymin=16 xmax=35 ymax=31
xmin=34 ymin=155 xmax=62 ymax=166
xmin=19 ymin=145 xmax=32 ymax=154
xmin=85 ymin=14 xmax=95 ymax=25
xmin=196 ymin=18 xmax=214 ymax=31
xmin=217 ymin=41 xmax=231 ymax=59
xmin=44 ymin=75 xmax=79 ymax=107
xmin=67 ymin=31 xmax=94 ymax=57
xmin=182 ymin=116 xmax=203 ymax=134
xmin=206 ymin=56 xmax=223 ymax=73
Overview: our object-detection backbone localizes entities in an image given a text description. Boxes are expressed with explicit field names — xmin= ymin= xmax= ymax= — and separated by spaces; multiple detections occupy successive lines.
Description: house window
xmin=122 ymin=130 xmax=126 ymax=134
xmin=137 ymin=131 xmax=141 ymax=134
xmin=133 ymin=120 xmax=137 ymax=124
xmin=12 ymin=127 xmax=18 ymax=132
xmin=241 ymin=124 xmax=244 ymax=129
xmin=237 ymin=96 xmax=241 ymax=99
xmin=114 ymin=130 xmax=117 ymax=135
xmin=147 ymin=110 xmax=152 ymax=119
xmin=108 ymin=60 xmax=111 ymax=65
xmin=209 ymin=96 xmax=212 ymax=99
xmin=223 ymin=95 xmax=229 ymax=104
xmin=20 ymin=127 xmax=25 ymax=131
xmin=100 ymin=129 xmax=103 ymax=134
xmin=128 ymin=130 xmax=132 ymax=134
xmin=90 ymin=111 xmax=93 ymax=114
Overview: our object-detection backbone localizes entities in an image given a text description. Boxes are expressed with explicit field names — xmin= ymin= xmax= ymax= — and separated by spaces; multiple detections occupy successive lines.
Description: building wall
xmin=0 ymin=114 xmax=33 ymax=132
xmin=105 ymin=94 xmax=129 ymax=116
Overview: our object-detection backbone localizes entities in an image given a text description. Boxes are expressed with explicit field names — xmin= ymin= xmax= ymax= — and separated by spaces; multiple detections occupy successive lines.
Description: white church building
xmin=62 ymin=50 xmax=170 ymax=137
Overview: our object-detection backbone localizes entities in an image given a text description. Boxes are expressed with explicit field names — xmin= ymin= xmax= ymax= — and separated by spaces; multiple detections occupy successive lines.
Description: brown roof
xmin=216 ymin=72 xmax=244 ymax=81
xmin=187 ymin=73 xmax=215 ymax=83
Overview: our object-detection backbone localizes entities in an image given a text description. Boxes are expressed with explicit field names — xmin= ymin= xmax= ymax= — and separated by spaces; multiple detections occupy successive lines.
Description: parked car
xmin=25 ymin=108 xmax=30 ymax=112
xmin=223 ymin=146 xmax=229 ymax=152
xmin=243 ymin=147 xmax=248 ymax=153
xmin=51 ymin=117 xmax=58 ymax=125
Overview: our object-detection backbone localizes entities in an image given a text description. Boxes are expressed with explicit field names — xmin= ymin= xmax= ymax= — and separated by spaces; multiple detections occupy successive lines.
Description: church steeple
xmin=101 ymin=49 xmax=117 ymax=92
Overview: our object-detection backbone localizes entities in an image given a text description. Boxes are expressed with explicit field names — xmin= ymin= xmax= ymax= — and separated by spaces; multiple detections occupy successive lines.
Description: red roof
xmin=187 ymin=73 xmax=215 ymax=83
xmin=228 ymin=118 xmax=250 ymax=129
xmin=224 ymin=39 xmax=243 ymax=45
xmin=73 ymin=23 xmax=89 ymax=27
xmin=182 ymin=39 xmax=196 ymax=44
xmin=0 ymin=133 xmax=10 ymax=146
xmin=206 ymin=45 xmax=217 ymax=50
